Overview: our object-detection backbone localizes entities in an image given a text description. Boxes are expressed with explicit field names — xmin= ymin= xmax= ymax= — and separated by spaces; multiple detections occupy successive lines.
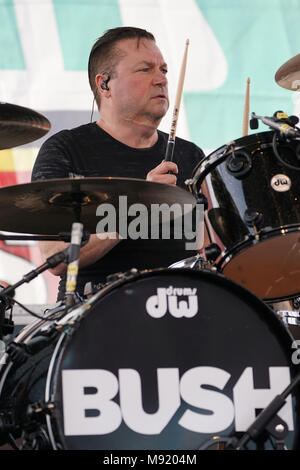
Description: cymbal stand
xmin=0 ymin=228 xmax=90 ymax=301
xmin=0 ymin=190 xmax=89 ymax=334
xmin=0 ymin=232 xmax=89 ymax=243
xmin=0 ymin=249 xmax=67 ymax=341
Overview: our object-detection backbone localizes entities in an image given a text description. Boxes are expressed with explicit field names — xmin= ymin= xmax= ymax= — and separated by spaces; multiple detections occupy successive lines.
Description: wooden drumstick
xmin=242 ymin=77 xmax=251 ymax=136
xmin=165 ymin=39 xmax=190 ymax=162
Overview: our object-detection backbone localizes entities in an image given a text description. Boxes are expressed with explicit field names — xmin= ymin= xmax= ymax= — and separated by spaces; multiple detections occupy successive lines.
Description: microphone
xmin=251 ymin=111 xmax=300 ymax=137
xmin=64 ymin=222 xmax=83 ymax=308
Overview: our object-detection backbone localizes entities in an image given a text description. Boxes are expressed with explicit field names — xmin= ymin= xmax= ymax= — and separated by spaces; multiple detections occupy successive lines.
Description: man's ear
xmin=95 ymin=73 xmax=111 ymax=94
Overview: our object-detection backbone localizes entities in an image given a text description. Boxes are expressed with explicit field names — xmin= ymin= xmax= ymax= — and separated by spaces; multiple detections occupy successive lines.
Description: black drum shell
xmin=193 ymin=131 xmax=300 ymax=301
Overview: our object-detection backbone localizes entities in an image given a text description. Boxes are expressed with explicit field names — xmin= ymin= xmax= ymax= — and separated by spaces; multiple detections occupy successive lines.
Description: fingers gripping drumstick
xmin=164 ymin=39 xmax=190 ymax=162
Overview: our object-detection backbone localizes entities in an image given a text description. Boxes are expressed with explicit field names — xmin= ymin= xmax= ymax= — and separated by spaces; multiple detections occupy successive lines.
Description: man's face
xmin=108 ymin=38 xmax=169 ymax=125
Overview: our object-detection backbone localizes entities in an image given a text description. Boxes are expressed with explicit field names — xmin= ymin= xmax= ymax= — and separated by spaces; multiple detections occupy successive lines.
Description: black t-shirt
xmin=31 ymin=123 xmax=204 ymax=299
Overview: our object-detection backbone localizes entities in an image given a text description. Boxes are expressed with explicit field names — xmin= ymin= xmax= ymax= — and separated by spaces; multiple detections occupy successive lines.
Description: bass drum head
xmin=221 ymin=232 xmax=300 ymax=301
xmin=48 ymin=269 xmax=300 ymax=450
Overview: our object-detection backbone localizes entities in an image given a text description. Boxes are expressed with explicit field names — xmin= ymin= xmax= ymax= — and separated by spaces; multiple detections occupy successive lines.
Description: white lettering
xmin=146 ymin=288 xmax=168 ymax=318
xmin=119 ymin=368 xmax=180 ymax=434
xmin=145 ymin=287 xmax=198 ymax=318
xmin=62 ymin=366 xmax=295 ymax=437
xmin=233 ymin=367 xmax=294 ymax=431
xmin=62 ymin=369 xmax=122 ymax=436
xmin=179 ymin=366 xmax=234 ymax=432
xmin=168 ymin=294 xmax=198 ymax=318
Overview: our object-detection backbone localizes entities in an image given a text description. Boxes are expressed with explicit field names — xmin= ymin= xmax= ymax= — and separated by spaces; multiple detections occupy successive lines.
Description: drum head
xmin=49 ymin=269 xmax=300 ymax=450
xmin=222 ymin=232 xmax=300 ymax=300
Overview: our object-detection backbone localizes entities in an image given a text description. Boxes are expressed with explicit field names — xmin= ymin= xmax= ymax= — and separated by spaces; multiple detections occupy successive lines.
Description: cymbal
xmin=0 ymin=102 xmax=51 ymax=150
xmin=0 ymin=177 xmax=196 ymax=234
xmin=275 ymin=53 xmax=300 ymax=91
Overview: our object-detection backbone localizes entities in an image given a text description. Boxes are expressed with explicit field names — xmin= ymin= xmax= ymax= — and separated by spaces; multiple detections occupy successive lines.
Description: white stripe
xmin=13 ymin=0 xmax=64 ymax=73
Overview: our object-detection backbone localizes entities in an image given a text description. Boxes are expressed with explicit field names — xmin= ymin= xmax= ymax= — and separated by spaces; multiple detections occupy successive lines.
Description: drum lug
xmin=184 ymin=178 xmax=194 ymax=190
xmin=84 ymin=280 xmax=105 ymax=297
xmin=226 ymin=150 xmax=252 ymax=178
xmin=5 ymin=341 xmax=31 ymax=366
xmin=27 ymin=400 xmax=55 ymax=418
xmin=264 ymin=415 xmax=289 ymax=450
xmin=204 ymin=243 xmax=221 ymax=261
xmin=244 ymin=209 xmax=264 ymax=228
xmin=106 ymin=268 xmax=139 ymax=284
xmin=292 ymin=296 xmax=300 ymax=310
xmin=6 ymin=329 xmax=60 ymax=366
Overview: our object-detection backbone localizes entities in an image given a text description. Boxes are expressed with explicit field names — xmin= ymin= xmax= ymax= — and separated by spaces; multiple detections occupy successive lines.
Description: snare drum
xmin=191 ymin=131 xmax=300 ymax=301
xmin=0 ymin=268 xmax=299 ymax=450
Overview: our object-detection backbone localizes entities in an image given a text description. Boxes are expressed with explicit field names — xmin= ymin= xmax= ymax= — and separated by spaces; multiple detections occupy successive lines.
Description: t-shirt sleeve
xmin=173 ymin=137 xmax=206 ymax=188
xmin=192 ymin=142 xmax=205 ymax=167
xmin=31 ymin=131 xmax=75 ymax=181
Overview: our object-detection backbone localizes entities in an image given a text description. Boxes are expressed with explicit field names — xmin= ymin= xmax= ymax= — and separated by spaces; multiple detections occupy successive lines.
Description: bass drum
xmin=190 ymin=131 xmax=300 ymax=302
xmin=0 ymin=268 xmax=299 ymax=450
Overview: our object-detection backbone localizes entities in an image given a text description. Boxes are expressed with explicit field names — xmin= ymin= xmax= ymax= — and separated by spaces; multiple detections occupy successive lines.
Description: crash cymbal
xmin=0 ymin=102 xmax=51 ymax=150
xmin=0 ymin=177 xmax=196 ymax=234
xmin=275 ymin=53 xmax=300 ymax=91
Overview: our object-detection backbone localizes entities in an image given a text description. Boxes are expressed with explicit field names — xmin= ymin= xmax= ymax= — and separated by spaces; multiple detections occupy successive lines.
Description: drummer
xmin=31 ymin=26 xmax=205 ymax=301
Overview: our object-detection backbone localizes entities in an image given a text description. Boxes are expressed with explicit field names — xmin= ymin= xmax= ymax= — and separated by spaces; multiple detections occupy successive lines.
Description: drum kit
xmin=1 ymin=54 xmax=300 ymax=451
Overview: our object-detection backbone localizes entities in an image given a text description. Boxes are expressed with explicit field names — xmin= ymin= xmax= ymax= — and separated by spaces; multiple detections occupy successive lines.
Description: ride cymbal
xmin=0 ymin=177 xmax=196 ymax=234
xmin=0 ymin=102 xmax=51 ymax=149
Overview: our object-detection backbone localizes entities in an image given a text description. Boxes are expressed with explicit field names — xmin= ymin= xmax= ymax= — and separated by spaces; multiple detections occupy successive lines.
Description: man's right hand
xmin=146 ymin=160 xmax=178 ymax=185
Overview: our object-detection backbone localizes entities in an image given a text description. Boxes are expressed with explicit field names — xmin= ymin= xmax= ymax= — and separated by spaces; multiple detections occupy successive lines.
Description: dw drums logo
xmin=62 ymin=366 xmax=294 ymax=436
xmin=145 ymin=286 xmax=198 ymax=318
xmin=270 ymin=174 xmax=292 ymax=192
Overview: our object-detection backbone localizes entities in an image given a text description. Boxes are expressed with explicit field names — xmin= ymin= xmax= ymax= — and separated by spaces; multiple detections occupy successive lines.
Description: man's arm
xmin=39 ymin=233 xmax=121 ymax=276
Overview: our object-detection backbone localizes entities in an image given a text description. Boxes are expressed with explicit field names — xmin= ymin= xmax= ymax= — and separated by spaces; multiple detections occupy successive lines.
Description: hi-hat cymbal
xmin=0 ymin=177 xmax=196 ymax=234
xmin=275 ymin=53 xmax=300 ymax=91
xmin=0 ymin=102 xmax=51 ymax=150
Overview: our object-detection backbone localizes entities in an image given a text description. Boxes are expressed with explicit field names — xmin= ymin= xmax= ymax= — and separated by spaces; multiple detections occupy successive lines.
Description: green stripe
xmin=52 ymin=0 xmax=122 ymax=70
xmin=185 ymin=0 xmax=300 ymax=149
xmin=0 ymin=0 xmax=25 ymax=69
